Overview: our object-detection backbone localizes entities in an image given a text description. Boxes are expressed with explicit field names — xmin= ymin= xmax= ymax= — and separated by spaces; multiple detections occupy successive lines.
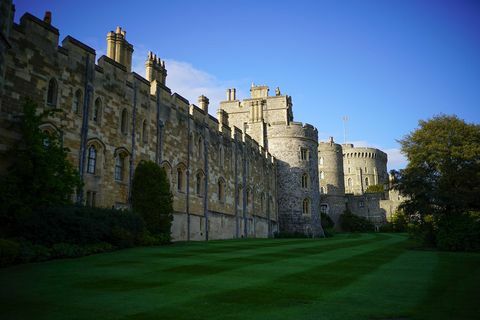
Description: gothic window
xmin=348 ymin=167 xmax=351 ymax=174
xmin=93 ymin=98 xmax=102 ymax=123
xmin=320 ymin=171 xmax=325 ymax=179
xmin=319 ymin=157 xmax=324 ymax=165
xmin=177 ymin=166 xmax=186 ymax=192
xmin=347 ymin=178 xmax=352 ymax=187
xmin=73 ymin=89 xmax=82 ymax=114
xmin=197 ymin=136 xmax=204 ymax=159
xmin=302 ymin=198 xmax=310 ymax=214
xmin=365 ymin=167 xmax=368 ymax=173
xmin=121 ymin=109 xmax=128 ymax=135
xmin=365 ymin=177 xmax=369 ymax=187
xmin=196 ymin=171 xmax=204 ymax=196
xmin=115 ymin=154 xmax=125 ymax=181
xmin=219 ymin=145 xmax=225 ymax=166
xmin=300 ymin=148 xmax=309 ymax=161
xmin=161 ymin=161 xmax=172 ymax=189
xmin=359 ymin=201 xmax=365 ymax=208
xmin=218 ymin=178 xmax=225 ymax=203
xmin=142 ymin=119 xmax=148 ymax=143
xmin=301 ymin=173 xmax=309 ymax=189
xmin=320 ymin=186 xmax=325 ymax=194
xmin=47 ymin=78 xmax=58 ymax=107
xmin=87 ymin=145 xmax=97 ymax=174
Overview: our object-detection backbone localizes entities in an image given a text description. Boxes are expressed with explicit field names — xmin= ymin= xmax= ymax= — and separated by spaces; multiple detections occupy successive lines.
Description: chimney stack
xmin=43 ymin=11 xmax=51 ymax=25
xmin=198 ymin=95 xmax=209 ymax=114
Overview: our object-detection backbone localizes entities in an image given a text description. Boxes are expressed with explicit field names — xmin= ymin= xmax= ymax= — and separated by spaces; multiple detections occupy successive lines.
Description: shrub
xmin=0 ymin=239 xmax=20 ymax=267
xmin=132 ymin=161 xmax=173 ymax=237
xmin=339 ymin=210 xmax=375 ymax=232
xmin=365 ymin=184 xmax=384 ymax=193
xmin=274 ymin=232 xmax=309 ymax=239
xmin=436 ymin=212 xmax=480 ymax=252
xmin=321 ymin=212 xmax=335 ymax=237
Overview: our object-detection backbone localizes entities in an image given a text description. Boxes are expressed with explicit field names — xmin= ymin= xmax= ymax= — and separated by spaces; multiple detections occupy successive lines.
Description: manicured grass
xmin=0 ymin=233 xmax=479 ymax=320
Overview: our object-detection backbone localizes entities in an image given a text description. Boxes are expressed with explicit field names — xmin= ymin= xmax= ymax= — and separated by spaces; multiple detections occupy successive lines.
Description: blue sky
xmin=13 ymin=0 xmax=480 ymax=170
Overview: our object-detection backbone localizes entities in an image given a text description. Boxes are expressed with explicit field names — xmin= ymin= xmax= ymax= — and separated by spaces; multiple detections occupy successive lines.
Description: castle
xmin=0 ymin=1 xmax=403 ymax=241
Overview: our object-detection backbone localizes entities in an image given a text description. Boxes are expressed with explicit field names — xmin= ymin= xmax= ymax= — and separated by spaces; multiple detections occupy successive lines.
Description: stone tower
xmin=342 ymin=144 xmax=388 ymax=195
xmin=220 ymin=85 xmax=323 ymax=237
xmin=268 ymin=122 xmax=323 ymax=236
xmin=318 ymin=137 xmax=346 ymax=226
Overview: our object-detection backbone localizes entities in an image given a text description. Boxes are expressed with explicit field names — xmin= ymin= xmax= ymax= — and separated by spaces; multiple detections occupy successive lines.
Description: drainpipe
xmin=203 ymin=125 xmax=209 ymax=241
xmin=155 ymin=86 xmax=163 ymax=165
xmin=128 ymin=80 xmax=137 ymax=205
xmin=77 ymin=55 xmax=92 ymax=204
xmin=242 ymin=144 xmax=247 ymax=237
xmin=186 ymin=117 xmax=191 ymax=241
xmin=234 ymin=140 xmax=239 ymax=238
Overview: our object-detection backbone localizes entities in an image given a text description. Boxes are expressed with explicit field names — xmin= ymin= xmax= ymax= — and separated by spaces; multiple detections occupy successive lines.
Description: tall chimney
xmin=43 ymin=11 xmax=51 ymax=25
xmin=198 ymin=95 xmax=209 ymax=114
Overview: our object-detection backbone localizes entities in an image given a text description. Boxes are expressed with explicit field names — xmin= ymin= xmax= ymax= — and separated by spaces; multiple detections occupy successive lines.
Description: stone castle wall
xmin=0 ymin=10 xmax=278 ymax=241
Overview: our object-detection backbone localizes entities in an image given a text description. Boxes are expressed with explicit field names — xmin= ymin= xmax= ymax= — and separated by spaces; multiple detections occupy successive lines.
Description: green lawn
xmin=1 ymin=233 xmax=479 ymax=320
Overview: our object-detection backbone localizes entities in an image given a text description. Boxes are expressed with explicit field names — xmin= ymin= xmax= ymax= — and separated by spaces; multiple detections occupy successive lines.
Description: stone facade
xmin=0 ymin=2 xmax=404 ymax=238
xmin=0 ymin=5 xmax=277 ymax=241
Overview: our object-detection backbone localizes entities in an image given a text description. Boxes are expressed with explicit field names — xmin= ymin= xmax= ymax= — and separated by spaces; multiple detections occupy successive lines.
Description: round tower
xmin=342 ymin=144 xmax=388 ymax=195
xmin=318 ymin=137 xmax=346 ymax=228
xmin=267 ymin=121 xmax=323 ymax=237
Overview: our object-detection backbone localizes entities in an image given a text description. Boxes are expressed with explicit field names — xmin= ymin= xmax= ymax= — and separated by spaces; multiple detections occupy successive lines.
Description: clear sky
xmin=12 ymin=0 xmax=480 ymax=170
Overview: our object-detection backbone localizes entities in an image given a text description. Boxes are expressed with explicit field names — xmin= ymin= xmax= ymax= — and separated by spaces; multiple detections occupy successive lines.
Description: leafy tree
xmin=392 ymin=115 xmax=480 ymax=250
xmin=0 ymin=99 xmax=81 ymax=235
xmin=394 ymin=115 xmax=480 ymax=216
xmin=131 ymin=161 xmax=173 ymax=236
xmin=365 ymin=184 xmax=384 ymax=193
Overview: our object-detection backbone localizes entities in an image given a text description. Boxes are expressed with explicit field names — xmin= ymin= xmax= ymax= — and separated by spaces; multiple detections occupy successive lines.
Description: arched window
xmin=93 ymin=98 xmax=102 ymax=123
xmin=348 ymin=167 xmax=351 ymax=173
xmin=320 ymin=186 xmax=325 ymax=194
xmin=347 ymin=178 xmax=352 ymax=187
xmin=177 ymin=166 xmax=186 ymax=192
xmin=302 ymin=198 xmax=310 ymax=214
xmin=142 ymin=120 xmax=148 ymax=143
xmin=161 ymin=161 xmax=172 ymax=189
xmin=196 ymin=171 xmax=204 ymax=196
xmin=73 ymin=89 xmax=82 ymax=114
xmin=47 ymin=78 xmax=58 ymax=107
xmin=319 ymin=157 xmax=324 ymax=165
xmin=115 ymin=154 xmax=125 ymax=181
xmin=320 ymin=171 xmax=325 ymax=179
xmin=301 ymin=173 xmax=309 ymax=189
xmin=365 ymin=167 xmax=368 ymax=173
xmin=121 ymin=109 xmax=128 ymax=134
xmin=197 ymin=136 xmax=204 ymax=159
xmin=87 ymin=145 xmax=97 ymax=174
xmin=365 ymin=177 xmax=369 ymax=187
xmin=320 ymin=204 xmax=328 ymax=214
xmin=218 ymin=178 xmax=225 ymax=203
xmin=238 ymin=186 xmax=243 ymax=208
xmin=219 ymin=145 xmax=225 ymax=166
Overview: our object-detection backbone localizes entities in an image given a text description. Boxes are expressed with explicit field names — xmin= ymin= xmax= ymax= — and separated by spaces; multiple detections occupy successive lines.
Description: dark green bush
xmin=339 ymin=211 xmax=375 ymax=232
xmin=274 ymin=231 xmax=309 ymax=239
xmin=436 ymin=212 xmax=480 ymax=252
xmin=0 ymin=239 xmax=20 ymax=267
xmin=321 ymin=212 xmax=336 ymax=237
xmin=131 ymin=161 xmax=173 ymax=237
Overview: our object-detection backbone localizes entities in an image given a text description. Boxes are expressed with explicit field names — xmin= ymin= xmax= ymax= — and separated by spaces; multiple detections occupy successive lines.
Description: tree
xmin=131 ymin=161 xmax=173 ymax=236
xmin=395 ymin=115 xmax=480 ymax=216
xmin=0 ymin=99 xmax=82 ymax=235
xmin=393 ymin=115 xmax=480 ymax=250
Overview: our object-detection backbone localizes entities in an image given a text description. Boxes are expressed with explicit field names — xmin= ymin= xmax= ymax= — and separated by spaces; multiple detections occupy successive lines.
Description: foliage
xmin=131 ymin=161 xmax=173 ymax=237
xmin=0 ymin=239 xmax=20 ymax=267
xmin=392 ymin=115 xmax=480 ymax=250
xmin=274 ymin=231 xmax=309 ymax=238
xmin=339 ymin=210 xmax=375 ymax=232
xmin=436 ymin=211 xmax=480 ymax=252
xmin=321 ymin=212 xmax=335 ymax=237
xmin=365 ymin=184 xmax=385 ymax=193
xmin=394 ymin=115 xmax=480 ymax=216
xmin=391 ymin=210 xmax=408 ymax=232
xmin=0 ymin=99 xmax=82 ymax=237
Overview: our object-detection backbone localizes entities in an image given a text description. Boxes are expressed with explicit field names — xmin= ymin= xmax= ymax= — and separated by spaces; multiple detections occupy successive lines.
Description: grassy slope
xmin=0 ymin=233 xmax=479 ymax=320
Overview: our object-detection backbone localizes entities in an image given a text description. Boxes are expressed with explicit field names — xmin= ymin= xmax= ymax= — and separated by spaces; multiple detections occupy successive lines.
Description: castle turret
xmin=106 ymin=26 xmax=134 ymax=72
xmin=145 ymin=51 xmax=167 ymax=85
xmin=198 ymin=95 xmax=209 ymax=114
xmin=342 ymin=144 xmax=388 ymax=195
xmin=318 ymin=137 xmax=346 ymax=228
